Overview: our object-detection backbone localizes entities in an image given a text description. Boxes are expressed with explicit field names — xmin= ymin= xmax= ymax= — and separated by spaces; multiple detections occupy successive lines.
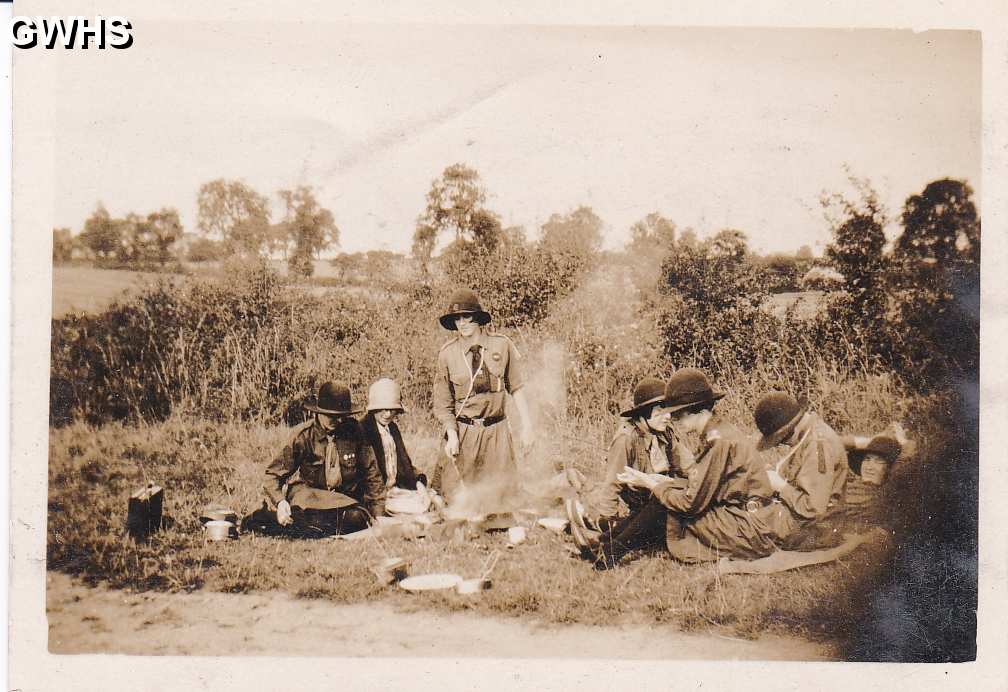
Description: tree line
xmin=53 ymin=181 xmax=339 ymax=277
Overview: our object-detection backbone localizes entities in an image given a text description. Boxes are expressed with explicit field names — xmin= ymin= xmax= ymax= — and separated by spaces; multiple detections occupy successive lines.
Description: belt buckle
xmin=745 ymin=499 xmax=760 ymax=513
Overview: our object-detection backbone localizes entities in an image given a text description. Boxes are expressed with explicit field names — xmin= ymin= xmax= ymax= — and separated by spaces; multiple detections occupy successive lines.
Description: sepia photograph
xmin=9 ymin=2 xmax=1006 ymax=689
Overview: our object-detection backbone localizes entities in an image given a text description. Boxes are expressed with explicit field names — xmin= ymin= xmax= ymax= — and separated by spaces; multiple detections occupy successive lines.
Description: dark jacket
xmin=264 ymin=417 xmax=386 ymax=517
xmin=359 ymin=413 xmax=427 ymax=490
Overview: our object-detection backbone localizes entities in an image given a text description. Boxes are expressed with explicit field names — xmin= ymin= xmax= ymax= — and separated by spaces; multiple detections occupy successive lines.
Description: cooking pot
xmin=205 ymin=520 xmax=234 ymax=541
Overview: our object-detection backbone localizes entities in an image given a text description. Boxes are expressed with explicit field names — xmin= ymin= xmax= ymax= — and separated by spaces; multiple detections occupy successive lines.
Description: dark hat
xmin=620 ymin=377 xmax=669 ymax=418
xmin=439 ymin=288 xmax=492 ymax=330
xmin=664 ymin=368 xmax=725 ymax=413
xmin=754 ymin=392 xmax=808 ymax=451
xmin=847 ymin=434 xmax=902 ymax=475
xmin=304 ymin=382 xmax=361 ymax=416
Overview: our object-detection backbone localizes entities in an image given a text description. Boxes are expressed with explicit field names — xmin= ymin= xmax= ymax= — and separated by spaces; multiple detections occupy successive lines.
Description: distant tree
xmin=52 ymin=227 xmax=75 ymax=263
xmin=265 ymin=221 xmax=294 ymax=260
xmin=707 ymin=228 xmax=749 ymax=264
xmin=413 ymin=164 xmax=500 ymax=263
xmin=138 ymin=208 xmax=183 ymax=267
xmin=329 ymin=253 xmax=357 ymax=282
xmin=499 ymin=225 xmax=528 ymax=251
xmin=278 ymin=186 xmax=338 ymax=278
xmin=196 ymin=179 xmax=271 ymax=256
xmin=362 ymin=250 xmax=396 ymax=280
xmin=187 ymin=237 xmax=225 ymax=263
xmin=796 ymin=244 xmax=814 ymax=260
xmin=539 ymin=206 xmax=604 ymax=260
xmin=79 ymin=203 xmax=122 ymax=262
xmin=628 ymin=212 xmax=676 ymax=251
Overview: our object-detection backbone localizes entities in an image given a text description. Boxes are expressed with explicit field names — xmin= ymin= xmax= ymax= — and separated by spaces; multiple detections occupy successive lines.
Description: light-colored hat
xmin=367 ymin=378 xmax=405 ymax=412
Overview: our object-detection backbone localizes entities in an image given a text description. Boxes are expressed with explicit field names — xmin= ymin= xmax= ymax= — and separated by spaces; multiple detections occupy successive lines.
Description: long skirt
xmin=433 ymin=420 xmax=519 ymax=503
xmin=287 ymin=484 xmax=369 ymax=537
xmin=667 ymin=503 xmax=801 ymax=563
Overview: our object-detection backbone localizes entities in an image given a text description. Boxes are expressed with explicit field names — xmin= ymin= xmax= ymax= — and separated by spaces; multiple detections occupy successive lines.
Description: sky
xmin=50 ymin=24 xmax=981 ymax=255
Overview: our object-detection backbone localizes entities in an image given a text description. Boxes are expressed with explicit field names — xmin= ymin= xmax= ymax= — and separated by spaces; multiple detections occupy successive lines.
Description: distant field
xmin=766 ymin=290 xmax=826 ymax=320
xmin=51 ymin=266 xmax=177 ymax=319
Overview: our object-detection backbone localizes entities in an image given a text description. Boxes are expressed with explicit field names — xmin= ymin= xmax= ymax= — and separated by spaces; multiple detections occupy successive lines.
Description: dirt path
xmin=46 ymin=572 xmax=834 ymax=659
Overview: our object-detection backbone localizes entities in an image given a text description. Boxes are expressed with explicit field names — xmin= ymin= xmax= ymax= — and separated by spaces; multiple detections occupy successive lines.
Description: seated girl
xmin=359 ymin=378 xmax=432 ymax=516
xmin=567 ymin=377 xmax=691 ymax=536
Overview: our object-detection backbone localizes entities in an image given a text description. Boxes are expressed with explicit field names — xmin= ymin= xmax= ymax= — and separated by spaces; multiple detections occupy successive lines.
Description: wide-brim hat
xmin=755 ymin=392 xmax=808 ymax=451
xmin=620 ymin=377 xmax=668 ymax=418
xmin=304 ymin=381 xmax=361 ymax=416
xmin=366 ymin=377 xmax=405 ymax=412
xmin=663 ymin=368 xmax=725 ymax=414
xmin=439 ymin=288 xmax=491 ymax=330
xmin=847 ymin=434 xmax=902 ymax=475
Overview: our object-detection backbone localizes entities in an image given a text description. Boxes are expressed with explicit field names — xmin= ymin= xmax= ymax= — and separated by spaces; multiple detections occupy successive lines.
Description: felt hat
xmin=366 ymin=378 xmax=405 ymax=412
xmin=847 ymin=434 xmax=902 ymax=475
xmin=439 ymin=288 xmax=491 ymax=330
xmin=663 ymin=368 xmax=725 ymax=413
xmin=620 ymin=377 xmax=669 ymax=418
xmin=754 ymin=392 xmax=808 ymax=451
xmin=304 ymin=381 xmax=361 ymax=416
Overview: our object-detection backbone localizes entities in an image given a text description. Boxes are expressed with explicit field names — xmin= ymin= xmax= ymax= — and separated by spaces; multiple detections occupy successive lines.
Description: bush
xmin=441 ymin=243 xmax=584 ymax=329
xmin=50 ymin=260 xmax=443 ymax=426
xmin=655 ymin=242 xmax=782 ymax=375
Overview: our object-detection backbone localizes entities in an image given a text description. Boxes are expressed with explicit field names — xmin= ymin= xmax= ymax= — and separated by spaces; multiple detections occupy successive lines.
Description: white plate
xmin=397 ymin=573 xmax=462 ymax=592
xmin=537 ymin=517 xmax=569 ymax=532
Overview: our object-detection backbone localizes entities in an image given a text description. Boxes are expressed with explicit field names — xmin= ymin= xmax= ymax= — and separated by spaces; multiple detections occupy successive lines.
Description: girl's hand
xmin=616 ymin=466 xmax=655 ymax=490
xmin=444 ymin=429 xmax=460 ymax=457
xmin=765 ymin=467 xmax=788 ymax=493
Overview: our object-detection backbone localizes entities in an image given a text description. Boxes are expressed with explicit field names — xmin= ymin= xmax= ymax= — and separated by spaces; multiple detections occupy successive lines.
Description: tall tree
xmin=890 ymin=178 xmax=980 ymax=378
xmin=412 ymin=164 xmax=499 ymax=262
xmin=278 ymin=186 xmax=339 ymax=278
xmin=196 ymin=179 xmax=271 ymax=256
xmin=895 ymin=178 xmax=979 ymax=273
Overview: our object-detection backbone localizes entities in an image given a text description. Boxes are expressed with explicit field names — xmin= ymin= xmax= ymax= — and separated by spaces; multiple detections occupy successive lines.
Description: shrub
xmin=50 ymin=260 xmax=443 ymax=426
xmin=441 ymin=243 xmax=584 ymax=329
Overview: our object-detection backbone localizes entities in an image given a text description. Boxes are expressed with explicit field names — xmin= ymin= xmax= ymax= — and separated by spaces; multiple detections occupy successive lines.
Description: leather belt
xmin=457 ymin=415 xmax=505 ymax=428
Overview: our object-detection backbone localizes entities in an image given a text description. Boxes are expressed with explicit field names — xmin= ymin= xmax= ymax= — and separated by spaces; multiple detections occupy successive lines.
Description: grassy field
xmin=51 ymin=266 xmax=167 ymax=318
xmin=47 ymin=259 xmax=975 ymax=660
xmin=47 ymin=416 xmax=895 ymax=647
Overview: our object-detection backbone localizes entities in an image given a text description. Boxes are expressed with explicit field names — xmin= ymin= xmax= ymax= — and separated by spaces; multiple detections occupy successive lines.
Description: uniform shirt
xmin=770 ymin=412 xmax=848 ymax=520
xmin=652 ymin=417 xmax=762 ymax=516
xmin=263 ymin=418 xmax=386 ymax=516
xmin=588 ymin=420 xmax=683 ymax=518
xmin=432 ymin=331 xmax=525 ymax=433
